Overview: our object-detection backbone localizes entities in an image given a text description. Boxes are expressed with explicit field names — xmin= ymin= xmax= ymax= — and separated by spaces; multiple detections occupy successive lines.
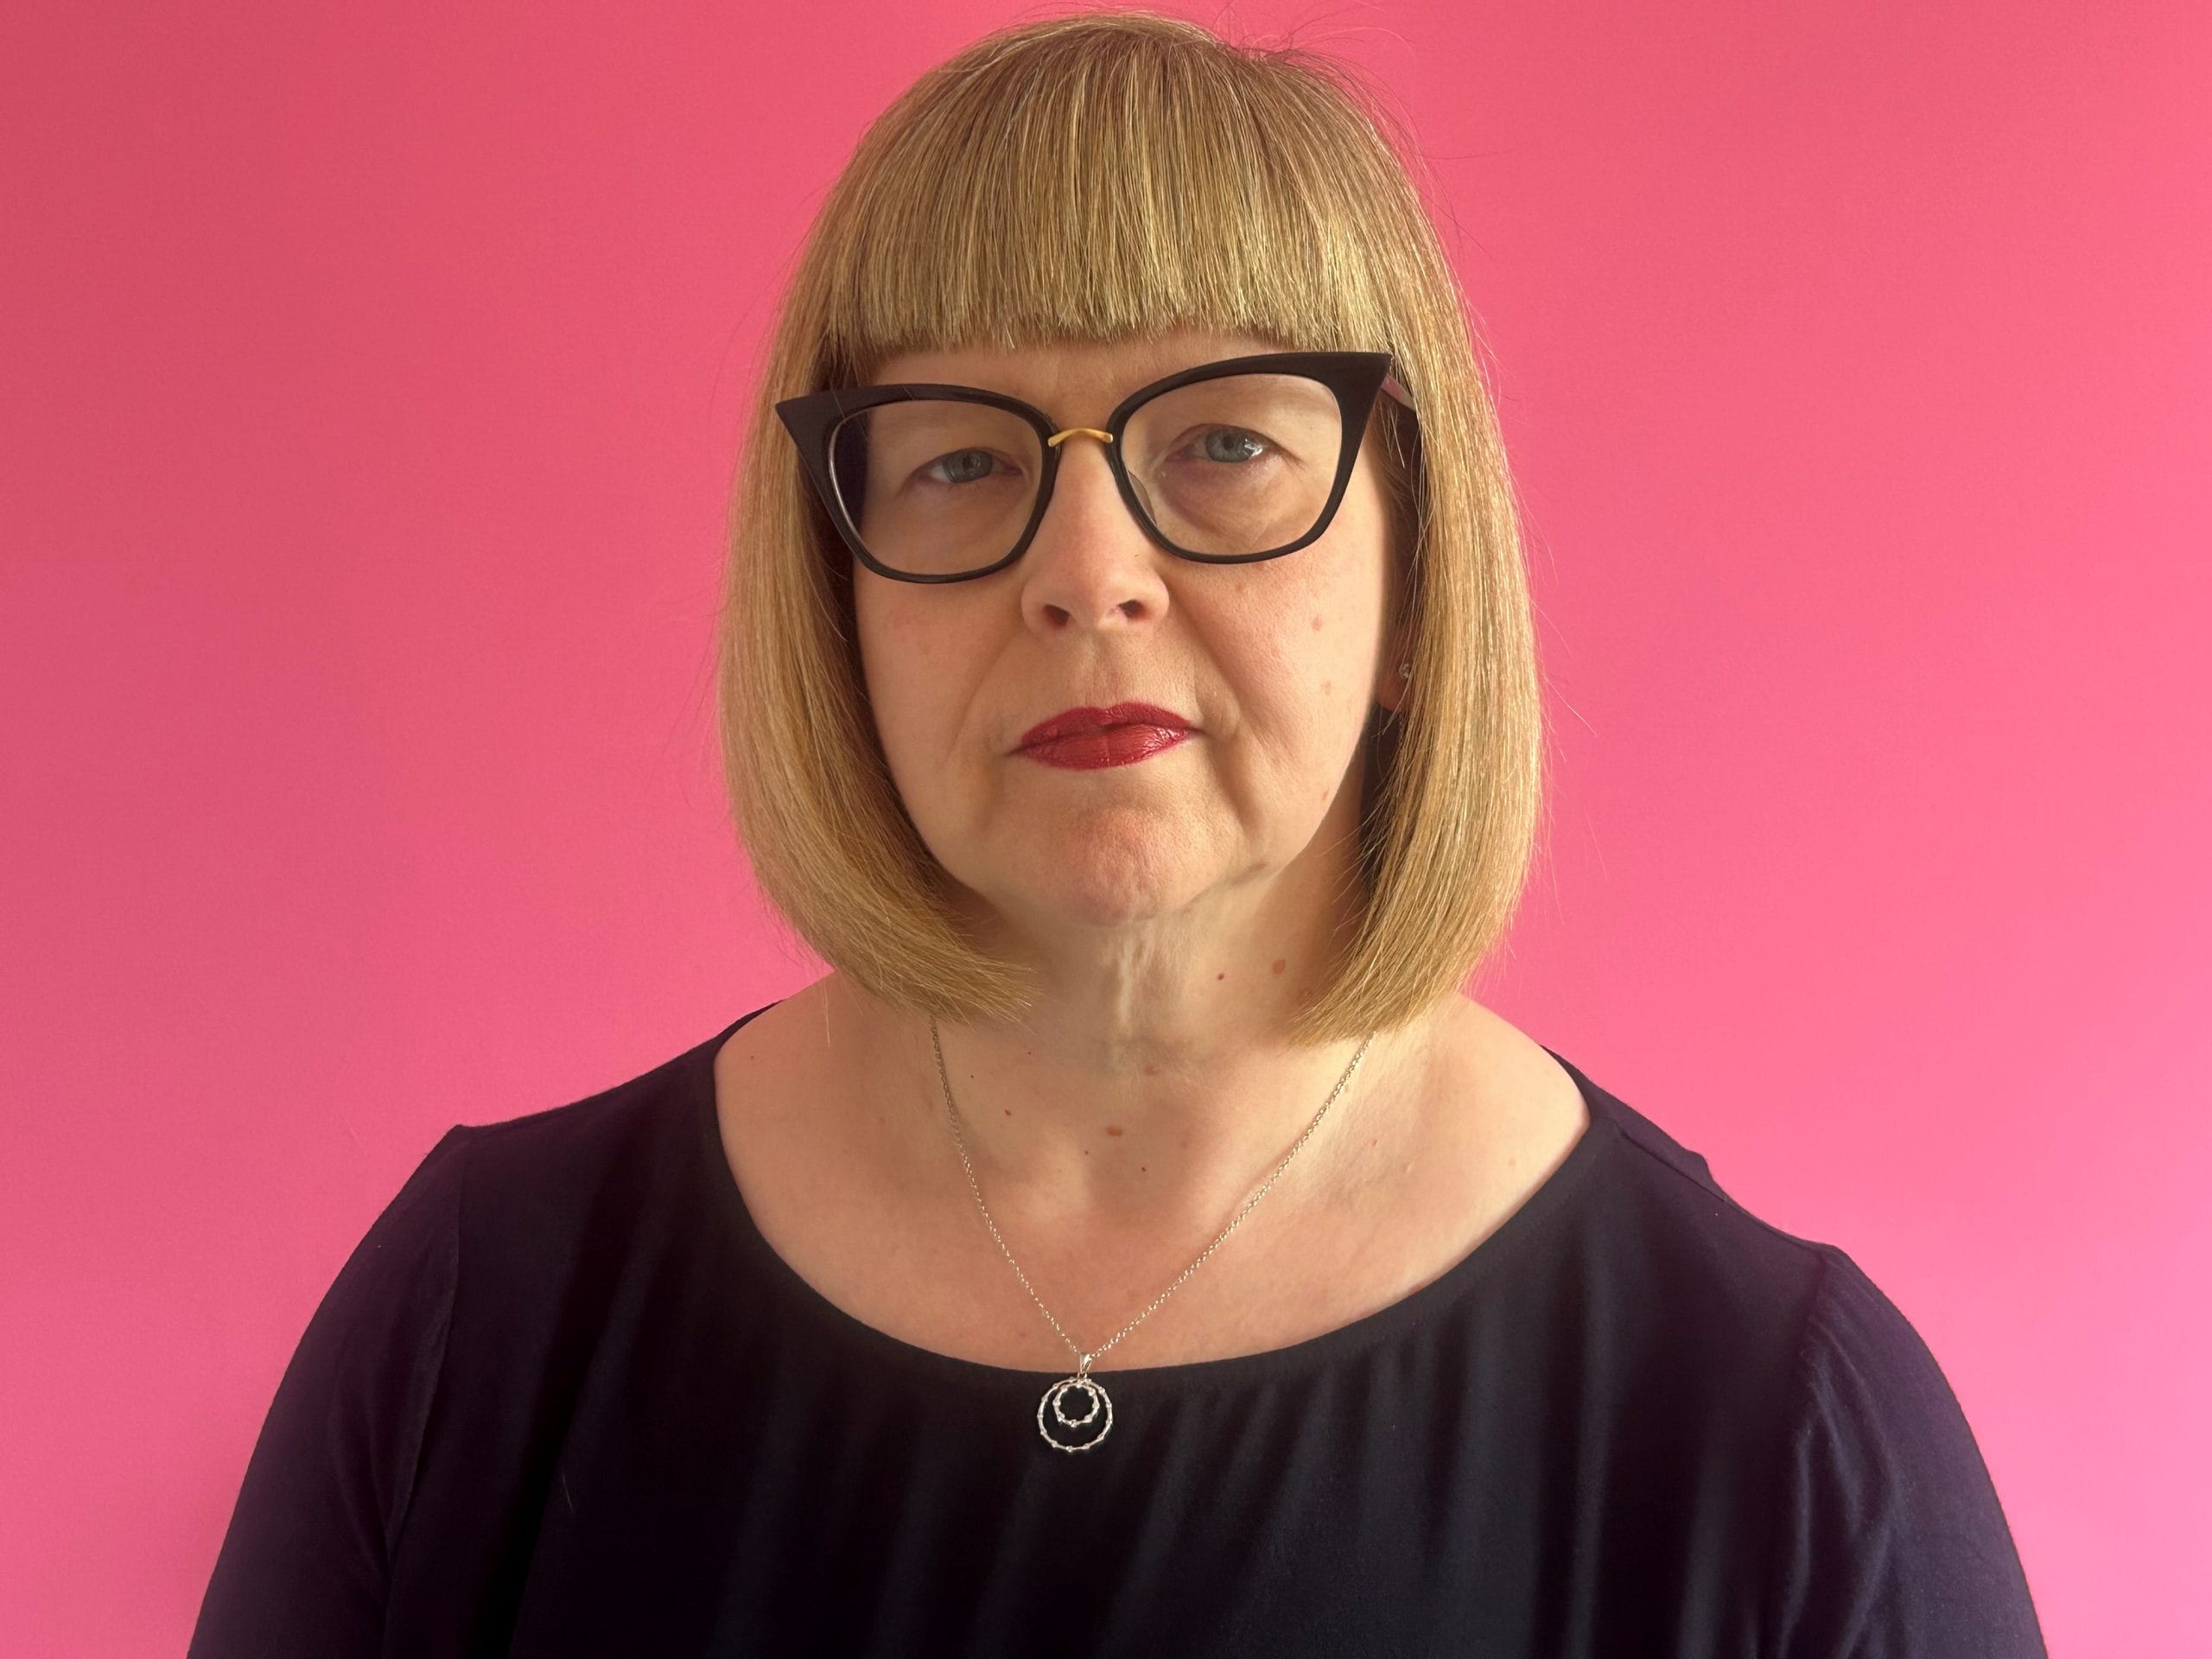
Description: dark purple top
xmin=190 ymin=1000 xmax=2046 ymax=1656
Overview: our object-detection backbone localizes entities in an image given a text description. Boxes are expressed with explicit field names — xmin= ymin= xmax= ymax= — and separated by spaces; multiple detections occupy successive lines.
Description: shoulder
xmin=1769 ymin=1219 xmax=2049 ymax=1649
xmin=1541 ymin=1052 xmax=2047 ymax=1651
xmin=1510 ymin=1047 xmax=1864 ymax=1447
xmin=1548 ymin=1046 xmax=1837 ymax=1319
xmin=431 ymin=1021 xmax=733 ymax=1282
xmin=284 ymin=1025 xmax=731 ymax=1390
xmin=1550 ymin=1055 xmax=1970 ymax=1401
xmin=455 ymin=1032 xmax=706 ymax=1188
xmin=1540 ymin=1041 xmax=1971 ymax=1408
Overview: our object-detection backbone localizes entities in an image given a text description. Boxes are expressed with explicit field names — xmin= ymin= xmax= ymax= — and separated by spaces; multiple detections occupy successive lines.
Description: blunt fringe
xmin=716 ymin=9 xmax=1547 ymax=1046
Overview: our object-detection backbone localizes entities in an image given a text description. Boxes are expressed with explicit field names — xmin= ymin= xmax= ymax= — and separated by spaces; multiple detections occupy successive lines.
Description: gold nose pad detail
xmin=1044 ymin=427 xmax=1115 ymax=448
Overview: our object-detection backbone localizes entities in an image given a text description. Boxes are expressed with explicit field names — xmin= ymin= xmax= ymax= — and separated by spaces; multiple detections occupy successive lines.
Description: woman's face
xmin=853 ymin=327 xmax=1404 ymax=946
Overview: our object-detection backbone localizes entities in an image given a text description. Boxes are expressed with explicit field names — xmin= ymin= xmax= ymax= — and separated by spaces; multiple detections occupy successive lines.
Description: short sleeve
xmin=1768 ymin=1245 xmax=2048 ymax=1658
xmin=188 ymin=1125 xmax=471 ymax=1658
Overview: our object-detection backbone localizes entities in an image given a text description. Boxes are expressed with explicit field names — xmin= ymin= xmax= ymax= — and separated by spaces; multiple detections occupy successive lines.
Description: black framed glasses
xmin=775 ymin=350 xmax=1416 ymax=584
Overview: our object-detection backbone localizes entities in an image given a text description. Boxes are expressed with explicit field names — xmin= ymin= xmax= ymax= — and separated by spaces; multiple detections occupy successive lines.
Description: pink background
xmin=3 ymin=3 xmax=2205 ymax=1651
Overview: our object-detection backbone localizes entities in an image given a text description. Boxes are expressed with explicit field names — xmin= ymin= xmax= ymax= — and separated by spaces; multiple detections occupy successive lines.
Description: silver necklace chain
xmin=925 ymin=1021 xmax=1371 ymax=1380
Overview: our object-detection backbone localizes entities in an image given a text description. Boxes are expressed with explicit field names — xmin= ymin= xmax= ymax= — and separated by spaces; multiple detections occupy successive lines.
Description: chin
xmin=969 ymin=849 xmax=1218 ymax=935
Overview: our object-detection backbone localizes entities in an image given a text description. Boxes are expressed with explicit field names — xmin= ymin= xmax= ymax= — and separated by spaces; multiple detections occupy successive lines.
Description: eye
xmin=1176 ymin=427 xmax=1272 ymax=466
xmin=918 ymin=448 xmax=1006 ymax=486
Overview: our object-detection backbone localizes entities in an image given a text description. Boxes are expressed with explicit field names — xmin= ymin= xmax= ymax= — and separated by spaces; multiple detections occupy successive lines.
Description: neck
xmin=820 ymin=962 xmax=1444 ymax=1249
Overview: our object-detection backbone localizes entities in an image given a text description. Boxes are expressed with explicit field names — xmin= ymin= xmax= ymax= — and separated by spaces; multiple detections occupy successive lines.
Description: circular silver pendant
xmin=1037 ymin=1373 xmax=1114 ymax=1452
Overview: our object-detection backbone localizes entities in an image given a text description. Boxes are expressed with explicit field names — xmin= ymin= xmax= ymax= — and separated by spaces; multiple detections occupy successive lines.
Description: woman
xmin=191 ymin=13 xmax=2046 ymax=1655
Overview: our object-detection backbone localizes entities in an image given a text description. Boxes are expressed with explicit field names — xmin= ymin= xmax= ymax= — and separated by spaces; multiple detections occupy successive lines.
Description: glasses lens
xmin=830 ymin=400 xmax=1043 ymax=578
xmin=1121 ymin=373 xmax=1344 ymax=557
xmin=824 ymin=374 xmax=1351 ymax=576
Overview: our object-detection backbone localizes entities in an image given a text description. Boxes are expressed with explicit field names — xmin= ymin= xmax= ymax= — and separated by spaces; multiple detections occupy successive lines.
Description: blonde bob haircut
xmin=717 ymin=10 xmax=1546 ymax=1048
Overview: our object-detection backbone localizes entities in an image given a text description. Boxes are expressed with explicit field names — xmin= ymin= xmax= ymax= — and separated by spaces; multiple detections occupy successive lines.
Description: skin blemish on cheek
xmin=1271 ymin=957 xmax=1287 ymax=976
xmin=1311 ymin=614 xmax=1324 ymax=631
xmin=1105 ymin=1125 xmax=1124 ymax=1136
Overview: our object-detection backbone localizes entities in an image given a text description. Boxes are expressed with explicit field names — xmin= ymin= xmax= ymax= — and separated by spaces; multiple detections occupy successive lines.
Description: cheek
xmin=1215 ymin=598 xmax=1380 ymax=801
xmin=853 ymin=587 xmax=926 ymax=753
xmin=1266 ymin=494 xmax=1392 ymax=707
xmin=853 ymin=582 xmax=981 ymax=779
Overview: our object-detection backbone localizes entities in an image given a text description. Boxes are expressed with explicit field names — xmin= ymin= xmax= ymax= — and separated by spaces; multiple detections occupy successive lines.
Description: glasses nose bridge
xmin=1044 ymin=424 xmax=1115 ymax=451
xmin=1031 ymin=420 xmax=1148 ymax=557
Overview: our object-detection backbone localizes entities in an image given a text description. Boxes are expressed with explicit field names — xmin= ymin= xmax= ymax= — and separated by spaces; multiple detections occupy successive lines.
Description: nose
xmin=1018 ymin=429 xmax=1167 ymax=633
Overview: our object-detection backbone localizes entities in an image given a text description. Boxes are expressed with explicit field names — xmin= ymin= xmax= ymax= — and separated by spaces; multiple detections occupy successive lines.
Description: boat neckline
xmin=690 ymin=999 xmax=1618 ymax=1393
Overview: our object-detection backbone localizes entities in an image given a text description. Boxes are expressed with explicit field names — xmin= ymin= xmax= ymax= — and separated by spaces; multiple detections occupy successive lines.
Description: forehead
xmin=867 ymin=327 xmax=1294 ymax=409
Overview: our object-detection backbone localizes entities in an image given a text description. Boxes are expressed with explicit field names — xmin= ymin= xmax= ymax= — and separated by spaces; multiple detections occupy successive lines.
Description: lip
xmin=1016 ymin=702 xmax=1197 ymax=770
xmin=1017 ymin=702 xmax=1195 ymax=751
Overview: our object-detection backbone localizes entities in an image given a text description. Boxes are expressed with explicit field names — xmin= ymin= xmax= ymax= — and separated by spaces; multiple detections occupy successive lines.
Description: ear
xmin=1370 ymin=445 xmax=1415 ymax=718
xmin=1374 ymin=631 xmax=1414 ymax=715
xmin=1371 ymin=519 xmax=1407 ymax=716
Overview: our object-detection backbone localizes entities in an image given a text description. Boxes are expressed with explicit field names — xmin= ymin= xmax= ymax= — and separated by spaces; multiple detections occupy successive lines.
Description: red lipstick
xmin=1016 ymin=702 xmax=1195 ymax=770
